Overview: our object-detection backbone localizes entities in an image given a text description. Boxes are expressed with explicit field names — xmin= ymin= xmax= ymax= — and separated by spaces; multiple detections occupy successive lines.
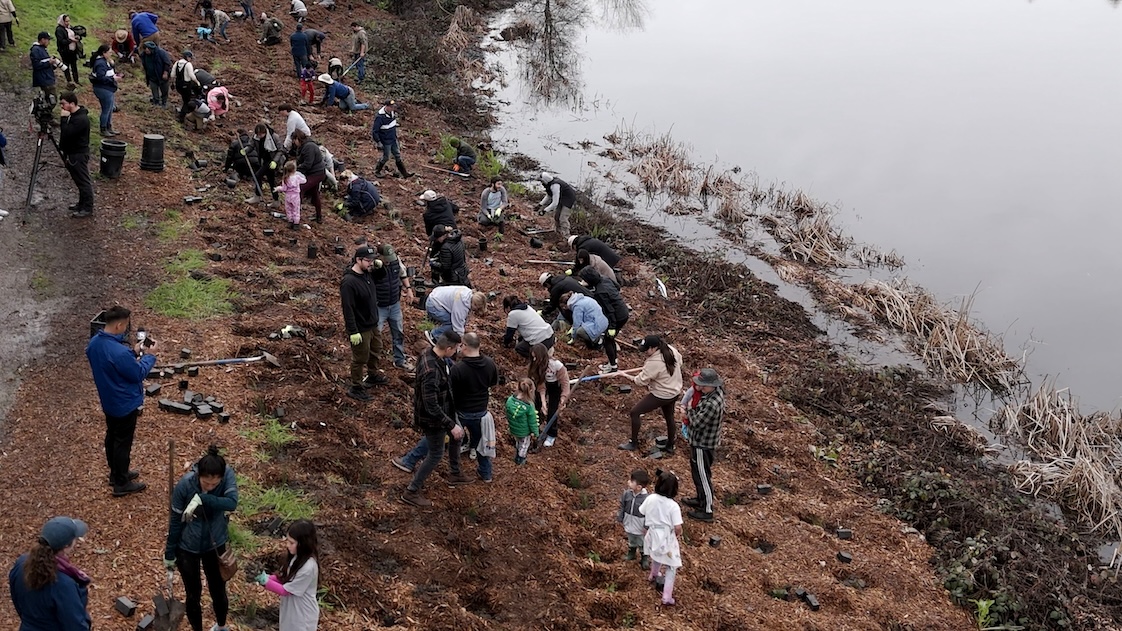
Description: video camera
xmin=29 ymin=93 xmax=55 ymax=133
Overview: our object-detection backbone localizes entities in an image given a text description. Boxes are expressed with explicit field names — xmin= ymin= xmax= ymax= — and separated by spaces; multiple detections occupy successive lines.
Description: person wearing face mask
xmin=85 ymin=305 xmax=157 ymax=497
xmin=8 ymin=516 xmax=92 ymax=631
xmin=164 ymin=445 xmax=239 ymax=631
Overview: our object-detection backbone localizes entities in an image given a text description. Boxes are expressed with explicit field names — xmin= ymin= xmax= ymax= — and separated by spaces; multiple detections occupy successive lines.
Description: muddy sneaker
xmin=543 ymin=436 xmax=556 ymax=448
xmin=70 ymin=210 xmax=93 ymax=218
xmin=112 ymin=480 xmax=147 ymax=497
xmin=390 ymin=457 xmax=413 ymax=473
xmin=617 ymin=441 xmax=638 ymax=451
xmin=598 ymin=363 xmax=618 ymax=375
xmin=446 ymin=473 xmax=473 ymax=486
xmin=401 ymin=489 xmax=431 ymax=507
xmin=687 ymin=510 xmax=714 ymax=522
xmin=346 ymin=386 xmax=373 ymax=401
xmin=395 ymin=358 xmax=416 ymax=371
xmin=0 ymin=209 xmax=9 ymax=217
xmin=424 ymin=330 xmax=435 ymax=346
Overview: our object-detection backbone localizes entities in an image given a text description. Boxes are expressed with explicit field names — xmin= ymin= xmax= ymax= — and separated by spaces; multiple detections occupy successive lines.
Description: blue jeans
xmin=378 ymin=302 xmax=406 ymax=365
xmin=458 ymin=410 xmax=492 ymax=480
xmin=340 ymin=91 xmax=370 ymax=111
xmin=353 ymin=54 xmax=366 ymax=82
xmin=407 ymin=428 xmax=461 ymax=492
xmin=425 ymin=301 xmax=453 ymax=340
xmin=93 ymin=87 xmax=115 ymax=131
xmin=455 ymin=155 xmax=476 ymax=172
xmin=218 ymin=21 xmax=229 ymax=40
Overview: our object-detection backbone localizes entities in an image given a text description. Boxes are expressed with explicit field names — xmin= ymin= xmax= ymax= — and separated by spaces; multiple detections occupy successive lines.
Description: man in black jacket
xmin=402 ymin=331 xmax=464 ymax=507
xmin=221 ymin=129 xmax=261 ymax=196
xmin=59 ymin=91 xmax=94 ymax=218
xmin=340 ymin=246 xmax=388 ymax=401
xmin=250 ymin=123 xmax=284 ymax=203
xmin=428 ymin=225 xmax=470 ymax=287
xmin=539 ymin=272 xmax=591 ymax=325
xmin=579 ymin=267 xmax=629 ymax=373
xmin=417 ymin=189 xmax=458 ymax=236
xmin=568 ymin=234 xmax=621 ymax=268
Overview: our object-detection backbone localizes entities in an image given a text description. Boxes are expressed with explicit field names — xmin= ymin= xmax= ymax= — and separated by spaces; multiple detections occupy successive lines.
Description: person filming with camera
xmin=30 ymin=31 xmax=61 ymax=105
xmin=58 ymin=91 xmax=93 ymax=218
xmin=85 ymin=305 xmax=157 ymax=497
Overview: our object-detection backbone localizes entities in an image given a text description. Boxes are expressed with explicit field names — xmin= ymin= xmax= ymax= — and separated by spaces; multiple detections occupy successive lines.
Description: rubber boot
xmin=626 ymin=547 xmax=636 ymax=562
xmin=648 ymin=561 xmax=661 ymax=583
xmin=661 ymin=571 xmax=676 ymax=605
xmin=640 ymin=554 xmax=650 ymax=570
xmin=396 ymin=158 xmax=412 ymax=178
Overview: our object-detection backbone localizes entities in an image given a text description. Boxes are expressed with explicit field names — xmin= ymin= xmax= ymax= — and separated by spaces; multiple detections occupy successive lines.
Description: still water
xmin=488 ymin=0 xmax=1122 ymax=412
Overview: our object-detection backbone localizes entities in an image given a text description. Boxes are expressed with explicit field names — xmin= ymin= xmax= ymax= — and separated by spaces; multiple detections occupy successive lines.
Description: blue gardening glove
xmin=349 ymin=333 xmax=362 ymax=346
xmin=255 ymin=572 xmax=269 ymax=586
xmin=182 ymin=493 xmax=203 ymax=522
xmin=680 ymin=424 xmax=689 ymax=440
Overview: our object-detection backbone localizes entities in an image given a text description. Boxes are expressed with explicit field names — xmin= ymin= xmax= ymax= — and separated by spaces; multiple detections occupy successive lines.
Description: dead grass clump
xmin=771 ymin=209 xmax=852 ymax=267
xmin=850 ymin=279 xmax=1023 ymax=393
xmin=993 ymin=383 xmax=1122 ymax=547
xmin=627 ymin=132 xmax=695 ymax=196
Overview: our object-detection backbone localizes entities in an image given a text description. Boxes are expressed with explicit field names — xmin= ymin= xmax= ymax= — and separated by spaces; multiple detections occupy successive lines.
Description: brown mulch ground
xmin=0 ymin=2 xmax=973 ymax=630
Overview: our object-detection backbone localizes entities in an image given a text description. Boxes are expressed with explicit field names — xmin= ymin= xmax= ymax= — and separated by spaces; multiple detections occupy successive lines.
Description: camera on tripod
xmin=29 ymin=93 xmax=55 ymax=133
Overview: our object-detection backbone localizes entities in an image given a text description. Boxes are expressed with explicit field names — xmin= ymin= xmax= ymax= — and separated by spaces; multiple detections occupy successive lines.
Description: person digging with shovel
xmin=619 ymin=335 xmax=682 ymax=455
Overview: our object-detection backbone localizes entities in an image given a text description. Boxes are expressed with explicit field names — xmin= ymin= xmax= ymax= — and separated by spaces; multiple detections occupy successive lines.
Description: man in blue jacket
xmin=289 ymin=23 xmax=310 ymax=77
xmin=371 ymin=99 xmax=412 ymax=178
xmin=129 ymin=10 xmax=160 ymax=48
xmin=30 ymin=32 xmax=59 ymax=105
xmin=85 ymin=305 xmax=157 ymax=497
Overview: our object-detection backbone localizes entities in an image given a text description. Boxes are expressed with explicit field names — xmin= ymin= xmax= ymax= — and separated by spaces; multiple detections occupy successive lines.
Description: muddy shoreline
xmin=0 ymin=1 xmax=1113 ymax=629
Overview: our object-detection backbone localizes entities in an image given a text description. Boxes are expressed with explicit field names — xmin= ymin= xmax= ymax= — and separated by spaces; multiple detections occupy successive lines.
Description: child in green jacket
xmin=505 ymin=378 xmax=539 ymax=464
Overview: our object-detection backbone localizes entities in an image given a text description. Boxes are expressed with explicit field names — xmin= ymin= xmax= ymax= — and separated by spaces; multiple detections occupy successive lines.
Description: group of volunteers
xmin=8 ymin=0 xmax=737 ymax=627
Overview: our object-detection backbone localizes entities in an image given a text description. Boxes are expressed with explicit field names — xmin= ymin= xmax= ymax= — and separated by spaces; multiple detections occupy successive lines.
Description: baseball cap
xmin=38 ymin=31 xmax=52 ymax=40
xmin=40 ymin=517 xmax=88 ymax=550
xmin=418 ymin=190 xmax=438 ymax=202
xmin=539 ymin=272 xmax=552 ymax=286
xmin=355 ymin=246 xmax=376 ymax=259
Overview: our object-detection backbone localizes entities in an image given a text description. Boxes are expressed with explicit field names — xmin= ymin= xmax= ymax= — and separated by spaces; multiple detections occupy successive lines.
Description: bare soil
xmin=0 ymin=2 xmax=1114 ymax=630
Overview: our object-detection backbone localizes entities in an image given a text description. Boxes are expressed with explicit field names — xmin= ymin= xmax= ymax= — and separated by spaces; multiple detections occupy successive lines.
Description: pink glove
xmin=264 ymin=575 xmax=290 ymax=596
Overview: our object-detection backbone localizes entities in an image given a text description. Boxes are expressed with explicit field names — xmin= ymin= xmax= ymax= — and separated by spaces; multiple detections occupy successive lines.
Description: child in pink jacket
xmin=279 ymin=160 xmax=305 ymax=228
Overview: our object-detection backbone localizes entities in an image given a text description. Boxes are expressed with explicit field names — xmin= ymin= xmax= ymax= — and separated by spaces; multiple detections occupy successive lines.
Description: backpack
xmin=174 ymin=60 xmax=192 ymax=92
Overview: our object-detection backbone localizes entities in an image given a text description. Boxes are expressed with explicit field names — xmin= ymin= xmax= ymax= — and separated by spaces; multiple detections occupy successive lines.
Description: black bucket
xmin=140 ymin=134 xmax=166 ymax=172
xmin=99 ymin=139 xmax=127 ymax=179
xmin=414 ymin=286 xmax=428 ymax=310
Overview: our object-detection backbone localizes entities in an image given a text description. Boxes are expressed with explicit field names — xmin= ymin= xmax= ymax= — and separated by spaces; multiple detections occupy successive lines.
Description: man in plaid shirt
xmin=683 ymin=368 xmax=725 ymax=522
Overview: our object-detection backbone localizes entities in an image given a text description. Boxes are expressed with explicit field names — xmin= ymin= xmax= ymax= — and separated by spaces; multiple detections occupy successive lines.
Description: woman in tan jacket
xmin=619 ymin=335 xmax=683 ymax=454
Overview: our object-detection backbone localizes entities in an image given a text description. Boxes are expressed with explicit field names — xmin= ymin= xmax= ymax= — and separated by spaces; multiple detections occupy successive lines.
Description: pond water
xmin=487 ymin=0 xmax=1122 ymax=414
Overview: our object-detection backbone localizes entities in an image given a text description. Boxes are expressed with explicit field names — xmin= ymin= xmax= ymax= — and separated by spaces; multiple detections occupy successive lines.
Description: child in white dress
xmin=640 ymin=470 xmax=683 ymax=605
xmin=256 ymin=519 xmax=320 ymax=630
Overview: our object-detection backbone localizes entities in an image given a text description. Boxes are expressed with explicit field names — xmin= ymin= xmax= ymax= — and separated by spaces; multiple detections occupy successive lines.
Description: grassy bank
xmin=0 ymin=0 xmax=106 ymax=81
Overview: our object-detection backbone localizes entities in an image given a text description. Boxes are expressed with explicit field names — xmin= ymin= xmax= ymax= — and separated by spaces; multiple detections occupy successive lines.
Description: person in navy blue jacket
xmin=371 ymin=99 xmax=412 ymax=178
xmin=30 ymin=32 xmax=59 ymax=104
xmin=8 ymin=516 xmax=92 ymax=631
xmin=288 ymin=23 xmax=310 ymax=77
xmin=85 ymin=306 xmax=157 ymax=497
xmin=165 ymin=446 xmax=239 ymax=631
xmin=88 ymin=45 xmax=120 ymax=136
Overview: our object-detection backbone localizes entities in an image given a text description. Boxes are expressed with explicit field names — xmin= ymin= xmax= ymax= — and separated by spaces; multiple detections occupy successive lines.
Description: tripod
xmin=26 ymin=125 xmax=65 ymax=209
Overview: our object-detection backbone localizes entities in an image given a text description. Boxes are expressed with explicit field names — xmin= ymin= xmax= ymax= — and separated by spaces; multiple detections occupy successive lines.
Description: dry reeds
xmin=993 ymin=383 xmax=1122 ymax=546
xmin=847 ymin=279 xmax=1023 ymax=393
xmin=626 ymin=132 xmax=695 ymax=196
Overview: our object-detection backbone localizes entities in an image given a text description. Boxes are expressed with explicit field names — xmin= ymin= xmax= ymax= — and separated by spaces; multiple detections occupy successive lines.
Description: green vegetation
xmin=165 ymin=249 xmax=208 ymax=274
xmin=507 ymin=182 xmax=529 ymax=197
xmin=226 ymin=522 xmax=262 ymax=554
xmin=145 ymin=277 xmax=234 ymax=318
xmin=157 ymin=209 xmax=193 ymax=242
xmin=241 ymin=415 xmax=297 ymax=452
xmin=417 ymin=319 xmax=435 ymax=332
xmin=120 ymin=214 xmax=145 ymax=230
xmin=477 ymin=150 xmax=503 ymax=180
xmin=0 ymin=0 xmax=106 ymax=81
xmin=30 ymin=271 xmax=51 ymax=293
xmin=586 ymin=550 xmax=601 ymax=563
xmin=238 ymin=476 xmax=316 ymax=521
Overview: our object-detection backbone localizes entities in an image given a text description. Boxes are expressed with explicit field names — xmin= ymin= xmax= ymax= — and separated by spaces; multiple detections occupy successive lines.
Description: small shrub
xmin=238 ymin=476 xmax=316 ymax=520
xmin=478 ymin=151 xmax=503 ymax=180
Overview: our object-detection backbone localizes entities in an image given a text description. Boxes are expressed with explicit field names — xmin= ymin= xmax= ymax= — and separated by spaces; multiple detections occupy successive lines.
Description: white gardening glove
xmin=182 ymin=493 xmax=203 ymax=522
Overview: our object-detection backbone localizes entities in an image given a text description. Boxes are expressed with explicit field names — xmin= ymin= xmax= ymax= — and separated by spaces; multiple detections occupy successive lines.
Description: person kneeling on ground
xmin=565 ymin=290 xmax=608 ymax=349
xmin=258 ymin=13 xmax=283 ymax=45
xmin=206 ymin=81 xmax=232 ymax=117
xmin=221 ymin=128 xmax=261 ymax=188
xmin=428 ymin=225 xmax=470 ymax=287
xmin=317 ymin=73 xmax=369 ymax=112
xmin=337 ymin=170 xmax=380 ymax=220
xmin=184 ymin=98 xmax=213 ymax=132
xmin=502 ymin=294 xmax=554 ymax=358
xmin=478 ymin=177 xmax=507 ymax=232
xmin=449 ymin=137 xmax=476 ymax=173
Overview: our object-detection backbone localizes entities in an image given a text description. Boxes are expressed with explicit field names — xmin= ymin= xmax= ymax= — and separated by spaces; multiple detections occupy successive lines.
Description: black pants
xmin=177 ymin=88 xmax=195 ymax=122
xmin=0 ymin=21 xmax=13 ymax=48
xmin=176 ymin=546 xmax=229 ymax=631
xmin=535 ymin=380 xmax=562 ymax=437
xmin=65 ymin=153 xmax=94 ymax=213
xmin=148 ymin=78 xmax=169 ymax=106
xmin=104 ymin=409 xmax=138 ymax=486
xmin=604 ymin=315 xmax=628 ymax=365
xmin=255 ymin=163 xmax=279 ymax=197
xmin=629 ymin=392 xmax=677 ymax=445
xmin=515 ymin=334 xmax=554 ymax=358
xmin=60 ymin=51 xmax=79 ymax=85
xmin=690 ymin=446 xmax=716 ymax=514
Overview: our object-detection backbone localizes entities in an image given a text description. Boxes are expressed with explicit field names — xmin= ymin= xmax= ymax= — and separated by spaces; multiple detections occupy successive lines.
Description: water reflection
xmin=508 ymin=0 xmax=647 ymax=108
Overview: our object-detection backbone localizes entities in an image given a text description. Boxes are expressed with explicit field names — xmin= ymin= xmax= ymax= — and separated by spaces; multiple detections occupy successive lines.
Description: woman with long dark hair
xmin=54 ymin=14 xmax=81 ymax=85
xmin=89 ymin=44 xmax=120 ymax=136
xmin=8 ymin=516 xmax=92 ymax=630
xmin=165 ymin=445 xmax=239 ymax=631
xmin=256 ymin=519 xmax=320 ymax=630
xmin=528 ymin=343 xmax=569 ymax=448
xmin=619 ymin=334 xmax=683 ymax=454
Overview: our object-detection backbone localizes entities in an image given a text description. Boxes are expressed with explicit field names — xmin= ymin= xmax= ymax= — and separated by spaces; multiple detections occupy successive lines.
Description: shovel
xmin=533 ymin=364 xmax=607 ymax=452
xmin=155 ymin=440 xmax=187 ymax=630
xmin=155 ymin=350 xmax=281 ymax=370
xmin=567 ymin=367 xmax=641 ymax=385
